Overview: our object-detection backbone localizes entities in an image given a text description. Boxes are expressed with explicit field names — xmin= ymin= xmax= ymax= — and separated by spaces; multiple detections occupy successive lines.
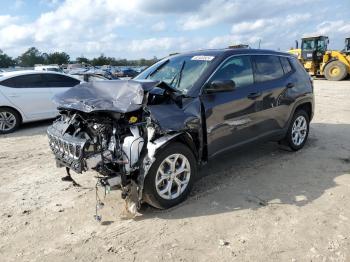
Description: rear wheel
xmin=143 ymin=142 xmax=197 ymax=209
xmin=283 ymin=110 xmax=310 ymax=151
xmin=324 ymin=61 xmax=348 ymax=81
xmin=0 ymin=108 xmax=20 ymax=134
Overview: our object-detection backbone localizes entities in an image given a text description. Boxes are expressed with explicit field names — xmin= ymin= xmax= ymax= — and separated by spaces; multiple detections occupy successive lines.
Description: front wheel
xmin=143 ymin=142 xmax=197 ymax=209
xmin=284 ymin=110 xmax=310 ymax=151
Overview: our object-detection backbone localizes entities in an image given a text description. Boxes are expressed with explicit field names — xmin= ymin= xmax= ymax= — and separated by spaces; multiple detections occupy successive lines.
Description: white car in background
xmin=34 ymin=65 xmax=63 ymax=73
xmin=0 ymin=70 xmax=80 ymax=134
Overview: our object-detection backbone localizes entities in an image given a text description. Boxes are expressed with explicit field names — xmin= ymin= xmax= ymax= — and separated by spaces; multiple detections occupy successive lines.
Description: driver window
xmin=210 ymin=56 xmax=254 ymax=88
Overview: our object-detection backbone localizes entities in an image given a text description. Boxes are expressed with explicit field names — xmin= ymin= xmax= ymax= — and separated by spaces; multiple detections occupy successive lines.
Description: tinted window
xmin=210 ymin=56 xmax=254 ymax=88
xmin=280 ymin=57 xmax=293 ymax=74
xmin=0 ymin=77 xmax=17 ymax=87
xmin=254 ymin=55 xmax=284 ymax=82
xmin=43 ymin=74 xmax=80 ymax=87
xmin=289 ymin=57 xmax=309 ymax=81
xmin=0 ymin=74 xmax=44 ymax=88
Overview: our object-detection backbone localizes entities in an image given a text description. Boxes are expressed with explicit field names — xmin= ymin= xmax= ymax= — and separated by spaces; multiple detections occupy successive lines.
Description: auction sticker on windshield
xmin=191 ymin=55 xmax=215 ymax=61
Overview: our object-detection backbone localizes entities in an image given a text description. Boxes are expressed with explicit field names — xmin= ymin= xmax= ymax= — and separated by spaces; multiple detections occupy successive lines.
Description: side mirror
xmin=205 ymin=80 xmax=236 ymax=94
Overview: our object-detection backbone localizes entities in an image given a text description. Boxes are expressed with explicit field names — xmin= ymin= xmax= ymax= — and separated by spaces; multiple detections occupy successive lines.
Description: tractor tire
xmin=324 ymin=61 xmax=348 ymax=81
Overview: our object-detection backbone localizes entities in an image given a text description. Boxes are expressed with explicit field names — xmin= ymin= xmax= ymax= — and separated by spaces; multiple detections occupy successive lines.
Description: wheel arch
xmin=152 ymin=131 xmax=201 ymax=163
xmin=284 ymin=98 xmax=313 ymax=132
xmin=171 ymin=132 xmax=200 ymax=161
xmin=294 ymin=102 xmax=312 ymax=120
xmin=0 ymin=106 xmax=23 ymax=124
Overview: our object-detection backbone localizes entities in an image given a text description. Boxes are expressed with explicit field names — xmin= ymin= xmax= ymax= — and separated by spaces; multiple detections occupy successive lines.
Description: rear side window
xmin=280 ymin=57 xmax=293 ymax=74
xmin=0 ymin=74 xmax=44 ymax=88
xmin=210 ymin=55 xmax=254 ymax=88
xmin=289 ymin=57 xmax=310 ymax=81
xmin=43 ymin=74 xmax=80 ymax=87
xmin=253 ymin=55 xmax=284 ymax=82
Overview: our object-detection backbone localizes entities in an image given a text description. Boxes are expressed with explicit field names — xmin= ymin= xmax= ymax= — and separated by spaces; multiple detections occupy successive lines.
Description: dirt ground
xmin=0 ymin=79 xmax=349 ymax=262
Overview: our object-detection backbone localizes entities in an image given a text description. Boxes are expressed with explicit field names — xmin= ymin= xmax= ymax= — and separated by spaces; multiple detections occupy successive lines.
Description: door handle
xmin=286 ymin=83 xmax=295 ymax=88
xmin=247 ymin=92 xmax=262 ymax=99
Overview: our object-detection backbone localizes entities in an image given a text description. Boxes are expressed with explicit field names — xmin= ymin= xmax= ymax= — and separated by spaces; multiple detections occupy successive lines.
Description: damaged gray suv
xmin=47 ymin=48 xmax=314 ymax=213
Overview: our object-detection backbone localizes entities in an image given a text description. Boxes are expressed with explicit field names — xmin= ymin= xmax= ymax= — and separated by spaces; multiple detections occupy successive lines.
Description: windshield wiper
xmin=170 ymin=60 xmax=186 ymax=88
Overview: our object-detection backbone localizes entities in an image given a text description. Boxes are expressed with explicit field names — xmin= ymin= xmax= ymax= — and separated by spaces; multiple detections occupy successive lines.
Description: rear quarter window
xmin=289 ymin=57 xmax=310 ymax=81
xmin=253 ymin=55 xmax=284 ymax=82
xmin=0 ymin=77 xmax=17 ymax=87
xmin=280 ymin=57 xmax=293 ymax=74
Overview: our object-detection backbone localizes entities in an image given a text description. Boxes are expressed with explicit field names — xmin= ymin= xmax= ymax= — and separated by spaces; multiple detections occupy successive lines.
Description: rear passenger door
xmin=0 ymin=74 xmax=54 ymax=120
xmin=252 ymin=55 xmax=292 ymax=134
xmin=43 ymin=74 xmax=80 ymax=115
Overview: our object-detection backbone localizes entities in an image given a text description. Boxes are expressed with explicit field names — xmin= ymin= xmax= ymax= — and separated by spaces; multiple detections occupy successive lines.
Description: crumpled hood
xmin=53 ymin=80 xmax=159 ymax=113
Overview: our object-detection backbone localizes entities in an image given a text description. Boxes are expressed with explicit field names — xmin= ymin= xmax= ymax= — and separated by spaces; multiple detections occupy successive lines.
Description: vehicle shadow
xmin=139 ymin=122 xmax=350 ymax=220
xmin=0 ymin=119 xmax=54 ymax=139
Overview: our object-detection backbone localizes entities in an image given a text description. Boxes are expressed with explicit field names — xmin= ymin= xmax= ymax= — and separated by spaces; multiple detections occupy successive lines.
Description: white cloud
xmin=151 ymin=21 xmax=166 ymax=32
xmin=313 ymin=20 xmax=350 ymax=35
xmin=0 ymin=0 xmax=349 ymax=58
xmin=207 ymin=34 xmax=262 ymax=49
xmin=181 ymin=0 xmax=239 ymax=30
xmin=231 ymin=20 xmax=267 ymax=34
xmin=0 ymin=15 xmax=18 ymax=27
xmin=180 ymin=0 xmax=315 ymax=30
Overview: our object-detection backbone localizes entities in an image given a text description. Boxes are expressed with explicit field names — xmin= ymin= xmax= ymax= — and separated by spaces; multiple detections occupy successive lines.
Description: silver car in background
xmin=0 ymin=70 xmax=80 ymax=134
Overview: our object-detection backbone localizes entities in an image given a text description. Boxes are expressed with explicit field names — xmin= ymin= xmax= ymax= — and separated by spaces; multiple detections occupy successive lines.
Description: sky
xmin=0 ymin=0 xmax=350 ymax=59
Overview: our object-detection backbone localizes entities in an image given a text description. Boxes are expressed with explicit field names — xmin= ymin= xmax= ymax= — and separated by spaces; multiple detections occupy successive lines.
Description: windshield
xmin=135 ymin=55 xmax=214 ymax=94
xmin=302 ymin=39 xmax=327 ymax=52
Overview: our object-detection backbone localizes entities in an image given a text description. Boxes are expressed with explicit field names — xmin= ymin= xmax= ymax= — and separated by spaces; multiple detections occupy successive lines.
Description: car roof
xmin=173 ymin=48 xmax=293 ymax=59
xmin=0 ymin=70 xmax=73 ymax=81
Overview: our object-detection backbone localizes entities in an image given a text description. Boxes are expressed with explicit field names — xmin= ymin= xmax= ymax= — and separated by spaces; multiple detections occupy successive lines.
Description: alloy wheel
xmin=291 ymin=115 xmax=307 ymax=146
xmin=155 ymin=153 xmax=191 ymax=200
xmin=0 ymin=111 xmax=17 ymax=132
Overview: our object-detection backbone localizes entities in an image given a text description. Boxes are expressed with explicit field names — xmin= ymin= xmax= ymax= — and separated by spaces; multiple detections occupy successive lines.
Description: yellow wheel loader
xmin=288 ymin=36 xmax=350 ymax=81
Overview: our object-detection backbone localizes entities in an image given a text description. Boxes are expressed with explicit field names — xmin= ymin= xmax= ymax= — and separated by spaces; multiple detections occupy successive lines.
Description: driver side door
xmin=200 ymin=55 xmax=261 ymax=157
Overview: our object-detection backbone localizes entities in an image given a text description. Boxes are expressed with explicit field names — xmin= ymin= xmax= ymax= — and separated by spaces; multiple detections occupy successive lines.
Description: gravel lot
xmin=0 ymin=80 xmax=349 ymax=262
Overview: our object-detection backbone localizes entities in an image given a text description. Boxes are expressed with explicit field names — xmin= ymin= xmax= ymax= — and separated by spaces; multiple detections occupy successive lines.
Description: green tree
xmin=76 ymin=56 xmax=90 ymax=64
xmin=91 ymin=54 xmax=110 ymax=66
xmin=0 ymin=50 xmax=15 ymax=68
xmin=17 ymin=47 xmax=45 ymax=67
xmin=46 ymin=52 xmax=70 ymax=65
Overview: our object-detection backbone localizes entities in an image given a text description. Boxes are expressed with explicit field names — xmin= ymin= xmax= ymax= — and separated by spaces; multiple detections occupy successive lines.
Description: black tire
xmin=283 ymin=109 xmax=310 ymax=151
xmin=324 ymin=61 xmax=348 ymax=81
xmin=143 ymin=142 xmax=197 ymax=209
xmin=0 ymin=108 xmax=21 ymax=134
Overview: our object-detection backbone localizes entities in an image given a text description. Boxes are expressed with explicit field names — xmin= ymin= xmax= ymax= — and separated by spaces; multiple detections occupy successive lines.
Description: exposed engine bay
xmin=47 ymin=80 xmax=202 ymax=218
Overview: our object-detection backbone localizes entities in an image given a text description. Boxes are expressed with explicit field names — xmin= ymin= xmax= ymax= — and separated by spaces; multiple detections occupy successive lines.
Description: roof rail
xmin=228 ymin=44 xmax=250 ymax=49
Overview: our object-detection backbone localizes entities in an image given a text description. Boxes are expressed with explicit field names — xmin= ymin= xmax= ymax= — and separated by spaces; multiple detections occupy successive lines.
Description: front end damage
xmin=47 ymin=80 xmax=202 ymax=218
